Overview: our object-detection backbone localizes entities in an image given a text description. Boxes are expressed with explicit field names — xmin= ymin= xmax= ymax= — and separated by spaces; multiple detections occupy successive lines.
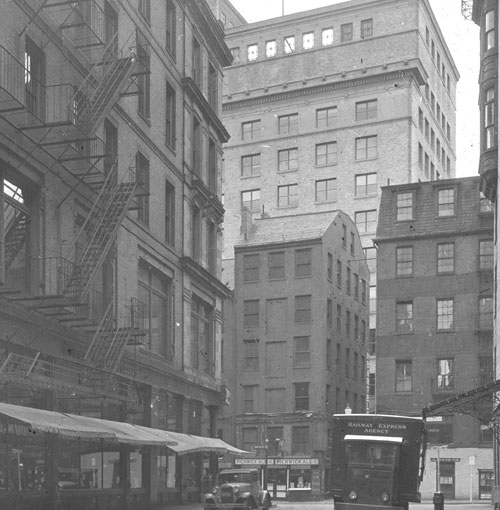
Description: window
xmin=356 ymin=100 xmax=377 ymax=121
xmin=316 ymin=106 xmax=337 ymax=128
xmin=241 ymin=153 xmax=261 ymax=177
xmin=341 ymin=23 xmax=353 ymax=42
xmin=418 ymin=143 xmax=423 ymax=167
xmin=361 ymin=19 xmax=373 ymax=38
xmin=265 ymin=40 xmax=277 ymax=57
xmin=351 ymin=231 xmax=355 ymax=255
xmin=166 ymin=0 xmax=176 ymax=56
xmin=207 ymin=221 xmax=216 ymax=274
xmin=165 ymin=81 xmax=176 ymax=149
xmin=480 ymin=193 xmax=494 ymax=213
xmin=446 ymin=123 xmax=451 ymax=141
xmin=139 ymin=0 xmax=150 ymax=22
xmin=242 ymin=427 xmax=258 ymax=451
xmin=396 ymin=246 xmax=413 ymax=276
xmin=396 ymin=360 xmax=412 ymax=392
xmin=208 ymin=138 xmax=217 ymax=193
xmin=138 ymin=263 xmax=172 ymax=359
xmin=295 ymin=295 xmax=312 ymax=322
xmin=342 ymin=224 xmax=347 ymax=248
xmin=242 ymin=120 xmax=260 ymax=140
xmin=136 ymin=152 xmax=150 ymax=226
xmin=316 ymin=179 xmax=337 ymax=202
xmin=479 ymin=297 xmax=493 ymax=330
xmin=355 ymin=135 xmax=377 ymax=160
xmin=192 ymin=116 xmax=202 ymax=175
xmin=278 ymin=183 xmax=298 ymax=207
xmin=292 ymin=426 xmax=309 ymax=454
xmin=294 ymin=336 xmax=311 ymax=367
xmin=294 ymin=383 xmax=309 ymax=410
xmin=437 ymin=359 xmax=454 ymax=390
xmin=354 ymin=314 xmax=359 ymax=340
xmin=208 ymin=64 xmax=218 ymax=111
xmin=243 ymin=300 xmax=259 ymax=328
xmin=361 ymin=280 xmax=367 ymax=305
xmin=327 ymin=253 xmax=333 ymax=280
xmin=479 ymin=239 xmax=494 ymax=270
xmin=479 ymin=356 xmax=493 ymax=385
xmin=396 ymin=302 xmax=413 ymax=333
xmin=243 ymin=339 xmax=259 ymax=370
xmin=485 ymin=88 xmax=496 ymax=150
xmin=315 ymin=142 xmax=337 ymax=165
xmin=241 ymin=189 xmax=261 ymax=214
xmin=355 ymin=210 xmax=377 ymax=234
xmin=278 ymin=148 xmax=298 ymax=172
xmin=437 ymin=188 xmax=455 ymax=216
xmin=364 ymin=246 xmax=376 ymax=279
xmin=191 ymin=206 xmax=201 ymax=262
xmin=485 ymin=10 xmax=495 ymax=50
xmin=322 ymin=28 xmax=333 ymax=46
xmin=278 ymin=114 xmax=298 ymax=134
xmin=243 ymin=385 xmax=257 ymax=413
xmin=191 ymin=296 xmax=214 ymax=374
xmin=336 ymin=342 xmax=341 ymax=370
xmin=230 ymin=47 xmax=240 ymax=63
xmin=396 ymin=192 xmax=413 ymax=221
xmin=437 ymin=299 xmax=454 ymax=331
xmin=243 ymin=254 xmax=259 ymax=282
xmin=345 ymin=347 xmax=350 ymax=376
xmin=355 ymin=173 xmax=377 ymax=196
xmin=284 ymin=35 xmax=295 ymax=53
xmin=24 ymin=37 xmax=45 ymax=119
xmin=247 ymin=43 xmax=258 ymax=61
xmin=336 ymin=259 xmax=342 ymax=288
xmin=165 ymin=180 xmax=175 ymax=245
xmin=302 ymin=32 xmax=314 ymax=49
xmin=137 ymin=31 xmax=151 ymax=118
xmin=268 ymin=251 xmax=285 ymax=279
xmin=327 ymin=298 xmax=333 ymax=327
xmin=295 ymin=248 xmax=312 ymax=277
xmin=346 ymin=267 xmax=351 ymax=295
xmin=437 ymin=243 xmax=454 ymax=273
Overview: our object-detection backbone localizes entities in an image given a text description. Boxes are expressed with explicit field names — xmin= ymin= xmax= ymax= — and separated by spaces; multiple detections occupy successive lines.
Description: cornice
xmin=223 ymin=65 xmax=425 ymax=111
xmin=180 ymin=256 xmax=231 ymax=299
xmin=182 ymin=77 xmax=231 ymax=142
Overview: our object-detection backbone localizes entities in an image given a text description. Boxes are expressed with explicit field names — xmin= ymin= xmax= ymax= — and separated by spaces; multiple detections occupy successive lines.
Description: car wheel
xmin=262 ymin=494 xmax=271 ymax=509
xmin=243 ymin=498 xmax=253 ymax=509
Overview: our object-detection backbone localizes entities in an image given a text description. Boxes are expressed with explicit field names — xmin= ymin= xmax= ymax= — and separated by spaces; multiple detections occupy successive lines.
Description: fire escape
xmin=0 ymin=1 xmax=148 ymax=392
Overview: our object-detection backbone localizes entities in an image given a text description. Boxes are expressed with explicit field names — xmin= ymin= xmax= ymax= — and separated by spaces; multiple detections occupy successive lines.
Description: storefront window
xmin=158 ymin=448 xmax=176 ymax=488
xmin=289 ymin=469 xmax=311 ymax=489
xmin=129 ymin=449 xmax=143 ymax=488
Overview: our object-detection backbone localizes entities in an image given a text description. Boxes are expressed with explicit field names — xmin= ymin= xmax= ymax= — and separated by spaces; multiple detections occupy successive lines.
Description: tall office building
xmin=217 ymin=0 xmax=458 ymax=412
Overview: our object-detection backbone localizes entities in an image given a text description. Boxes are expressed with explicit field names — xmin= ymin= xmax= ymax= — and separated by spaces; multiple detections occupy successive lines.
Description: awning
xmin=344 ymin=434 xmax=403 ymax=444
xmin=422 ymin=378 xmax=500 ymax=418
xmin=0 ymin=402 xmax=252 ymax=455
xmin=0 ymin=402 xmax=176 ymax=445
xmin=134 ymin=427 xmax=252 ymax=456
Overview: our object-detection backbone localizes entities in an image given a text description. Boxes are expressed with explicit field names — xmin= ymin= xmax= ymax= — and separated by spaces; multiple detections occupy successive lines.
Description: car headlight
xmin=233 ymin=487 xmax=240 ymax=496
xmin=381 ymin=492 xmax=390 ymax=502
xmin=349 ymin=491 xmax=358 ymax=500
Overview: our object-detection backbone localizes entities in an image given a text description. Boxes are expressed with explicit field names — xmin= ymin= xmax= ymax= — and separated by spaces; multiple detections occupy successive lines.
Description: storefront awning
xmin=134 ymin=427 xmax=253 ymax=456
xmin=0 ymin=402 xmax=176 ymax=445
xmin=0 ymin=402 xmax=252 ymax=455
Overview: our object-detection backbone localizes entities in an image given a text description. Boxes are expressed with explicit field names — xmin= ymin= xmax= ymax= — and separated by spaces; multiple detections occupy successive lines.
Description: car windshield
xmin=218 ymin=473 xmax=253 ymax=484
xmin=347 ymin=442 xmax=397 ymax=468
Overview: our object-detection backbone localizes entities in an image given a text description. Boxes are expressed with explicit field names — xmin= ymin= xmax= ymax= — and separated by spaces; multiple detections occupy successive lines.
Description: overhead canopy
xmin=135 ymin=427 xmax=253 ymax=456
xmin=422 ymin=379 xmax=500 ymax=418
xmin=0 ymin=402 xmax=252 ymax=455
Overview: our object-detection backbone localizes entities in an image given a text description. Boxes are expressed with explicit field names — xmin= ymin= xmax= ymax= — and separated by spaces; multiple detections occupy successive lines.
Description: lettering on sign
xmin=347 ymin=421 xmax=408 ymax=435
xmin=235 ymin=457 xmax=319 ymax=466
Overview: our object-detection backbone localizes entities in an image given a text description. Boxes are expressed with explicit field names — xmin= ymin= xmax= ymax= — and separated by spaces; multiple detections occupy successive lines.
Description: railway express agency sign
xmin=346 ymin=420 xmax=408 ymax=435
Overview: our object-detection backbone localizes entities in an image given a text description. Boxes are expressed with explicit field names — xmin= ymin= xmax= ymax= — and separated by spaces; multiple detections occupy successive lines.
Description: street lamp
xmin=264 ymin=438 xmax=269 ymax=490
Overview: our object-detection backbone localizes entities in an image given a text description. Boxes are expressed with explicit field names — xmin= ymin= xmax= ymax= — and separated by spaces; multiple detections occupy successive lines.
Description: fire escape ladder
xmin=71 ymin=31 xmax=139 ymax=136
xmin=84 ymin=297 xmax=144 ymax=372
xmin=67 ymin=160 xmax=137 ymax=299
xmin=4 ymin=206 xmax=30 ymax=271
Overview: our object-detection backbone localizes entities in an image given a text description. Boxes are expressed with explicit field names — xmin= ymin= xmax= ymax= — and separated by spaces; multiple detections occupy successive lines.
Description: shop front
xmin=234 ymin=457 xmax=320 ymax=500
xmin=0 ymin=402 xmax=249 ymax=510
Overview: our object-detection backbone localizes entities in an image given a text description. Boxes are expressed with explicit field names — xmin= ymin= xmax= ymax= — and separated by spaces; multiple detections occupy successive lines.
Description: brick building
xmin=216 ymin=0 xmax=459 ymax=413
xmin=0 ymin=1 xmax=236 ymax=508
xmin=220 ymin=211 xmax=369 ymax=499
xmin=375 ymin=176 xmax=494 ymax=500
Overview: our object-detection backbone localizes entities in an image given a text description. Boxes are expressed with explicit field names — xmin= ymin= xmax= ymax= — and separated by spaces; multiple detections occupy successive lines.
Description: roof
xmin=235 ymin=211 xmax=341 ymax=248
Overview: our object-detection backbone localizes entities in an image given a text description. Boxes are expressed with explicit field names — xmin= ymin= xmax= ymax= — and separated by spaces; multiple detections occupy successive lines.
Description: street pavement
xmin=164 ymin=499 xmax=492 ymax=510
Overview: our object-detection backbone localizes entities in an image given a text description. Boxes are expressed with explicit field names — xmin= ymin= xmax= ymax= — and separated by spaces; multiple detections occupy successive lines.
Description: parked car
xmin=203 ymin=468 xmax=271 ymax=509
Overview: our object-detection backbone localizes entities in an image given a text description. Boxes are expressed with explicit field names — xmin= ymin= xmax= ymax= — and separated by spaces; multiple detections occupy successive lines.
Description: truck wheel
xmin=243 ymin=498 xmax=253 ymax=509
xmin=262 ymin=494 xmax=271 ymax=509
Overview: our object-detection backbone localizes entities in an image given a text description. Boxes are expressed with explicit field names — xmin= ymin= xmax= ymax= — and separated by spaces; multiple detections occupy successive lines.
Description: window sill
xmin=295 ymin=274 xmax=312 ymax=279
xmin=277 ymin=204 xmax=299 ymax=210
xmin=277 ymin=168 xmax=299 ymax=174
xmin=243 ymin=279 xmax=260 ymax=284
xmin=314 ymin=163 xmax=338 ymax=169
xmin=241 ymin=174 xmax=261 ymax=180
xmin=355 ymin=156 xmax=378 ymax=163
xmin=315 ymin=199 xmax=338 ymax=205
xmin=354 ymin=194 xmax=377 ymax=199
xmin=436 ymin=329 xmax=455 ymax=333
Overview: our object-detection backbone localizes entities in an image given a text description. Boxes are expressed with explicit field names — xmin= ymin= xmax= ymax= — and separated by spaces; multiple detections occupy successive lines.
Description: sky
xmin=228 ymin=0 xmax=480 ymax=178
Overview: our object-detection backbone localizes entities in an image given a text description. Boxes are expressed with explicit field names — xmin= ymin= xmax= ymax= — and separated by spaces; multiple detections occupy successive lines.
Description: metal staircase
xmin=4 ymin=205 xmax=30 ymax=271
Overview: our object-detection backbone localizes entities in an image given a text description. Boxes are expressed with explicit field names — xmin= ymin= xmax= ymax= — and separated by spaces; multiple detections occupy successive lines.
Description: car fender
xmin=257 ymin=489 xmax=271 ymax=505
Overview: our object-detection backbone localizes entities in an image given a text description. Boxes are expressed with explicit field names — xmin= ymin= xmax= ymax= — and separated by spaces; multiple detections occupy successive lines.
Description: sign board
xmin=430 ymin=458 xmax=461 ymax=462
xmin=235 ymin=457 xmax=319 ymax=466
